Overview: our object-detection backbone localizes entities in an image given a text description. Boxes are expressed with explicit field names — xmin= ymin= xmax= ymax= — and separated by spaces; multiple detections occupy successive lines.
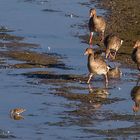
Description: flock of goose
xmin=84 ymin=8 xmax=140 ymax=86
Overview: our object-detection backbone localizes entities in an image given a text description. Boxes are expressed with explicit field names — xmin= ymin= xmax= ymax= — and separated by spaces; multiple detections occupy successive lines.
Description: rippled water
xmin=0 ymin=0 xmax=140 ymax=139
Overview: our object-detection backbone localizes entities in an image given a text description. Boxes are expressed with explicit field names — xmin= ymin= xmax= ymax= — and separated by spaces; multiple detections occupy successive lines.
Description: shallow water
xmin=0 ymin=0 xmax=139 ymax=139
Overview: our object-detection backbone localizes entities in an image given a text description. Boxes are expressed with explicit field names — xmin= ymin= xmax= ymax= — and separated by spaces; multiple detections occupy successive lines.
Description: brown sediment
xmin=84 ymin=126 xmax=140 ymax=137
xmin=0 ymin=30 xmax=70 ymax=70
xmin=22 ymin=70 xmax=125 ymax=105
xmin=99 ymin=0 xmax=140 ymax=43
xmin=23 ymin=72 xmax=87 ymax=83
xmin=99 ymin=0 xmax=140 ymax=67
xmin=0 ymin=31 xmax=38 ymax=48
xmin=0 ymin=33 xmax=24 ymax=41
xmin=0 ymin=42 xmax=38 ymax=48
xmin=1 ymin=51 xmax=57 ymax=64
xmin=0 ymin=51 xmax=67 ymax=69
xmin=42 ymin=8 xmax=62 ymax=13
xmin=0 ymin=26 xmax=14 ymax=32
xmin=50 ymin=86 xmax=124 ymax=104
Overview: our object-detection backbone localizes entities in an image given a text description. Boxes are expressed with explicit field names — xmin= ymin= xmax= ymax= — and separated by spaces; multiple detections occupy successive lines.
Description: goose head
xmin=133 ymin=40 xmax=140 ymax=49
xmin=84 ymin=48 xmax=94 ymax=55
xmin=121 ymin=39 xmax=123 ymax=45
xmin=89 ymin=8 xmax=96 ymax=18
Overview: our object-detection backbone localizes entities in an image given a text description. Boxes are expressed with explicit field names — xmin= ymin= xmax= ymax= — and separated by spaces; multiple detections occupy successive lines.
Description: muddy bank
xmin=99 ymin=0 xmax=140 ymax=66
xmin=0 ymin=50 xmax=69 ymax=69
xmin=0 ymin=30 xmax=68 ymax=69
xmin=79 ymin=0 xmax=140 ymax=68
xmin=99 ymin=0 xmax=140 ymax=45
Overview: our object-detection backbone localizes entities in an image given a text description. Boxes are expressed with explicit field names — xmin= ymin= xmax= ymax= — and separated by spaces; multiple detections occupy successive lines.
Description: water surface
xmin=0 ymin=0 xmax=139 ymax=139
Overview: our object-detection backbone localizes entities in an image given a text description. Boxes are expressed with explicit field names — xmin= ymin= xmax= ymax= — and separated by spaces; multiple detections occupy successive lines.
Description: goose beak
xmin=121 ymin=40 xmax=123 ymax=45
xmin=84 ymin=51 xmax=88 ymax=55
xmin=133 ymin=44 xmax=138 ymax=49
xmin=89 ymin=13 xmax=92 ymax=18
xmin=133 ymin=105 xmax=139 ymax=112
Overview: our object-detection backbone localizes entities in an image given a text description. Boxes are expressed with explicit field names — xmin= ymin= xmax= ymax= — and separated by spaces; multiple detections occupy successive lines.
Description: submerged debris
xmin=0 ymin=26 xmax=13 ymax=32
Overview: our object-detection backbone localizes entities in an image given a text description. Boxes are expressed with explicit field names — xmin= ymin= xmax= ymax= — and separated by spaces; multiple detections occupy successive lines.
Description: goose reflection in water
xmin=47 ymin=84 xmax=111 ymax=127
xmin=88 ymin=84 xmax=109 ymax=99
xmin=60 ymin=85 xmax=110 ymax=126
xmin=10 ymin=114 xmax=24 ymax=120
xmin=88 ymin=84 xmax=109 ymax=109
xmin=131 ymin=85 xmax=140 ymax=112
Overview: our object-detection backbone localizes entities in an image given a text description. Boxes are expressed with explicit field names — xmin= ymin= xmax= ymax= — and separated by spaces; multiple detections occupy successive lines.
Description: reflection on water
xmin=0 ymin=0 xmax=140 ymax=139
xmin=0 ymin=129 xmax=16 ymax=139
xmin=51 ymin=82 xmax=121 ymax=105
xmin=131 ymin=85 xmax=140 ymax=112
xmin=47 ymin=84 xmax=110 ymax=127
xmin=50 ymin=83 xmax=125 ymax=127
xmin=88 ymin=84 xmax=109 ymax=99
xmin=10 ymin=114 xmax=24 ymax=120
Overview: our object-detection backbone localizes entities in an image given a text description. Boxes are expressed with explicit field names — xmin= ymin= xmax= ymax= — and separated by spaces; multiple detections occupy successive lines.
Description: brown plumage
xmin=131 ymin=86 xmax=140 ymax=112
xmin=107 ymin=67 xmax=122 ymax=79
xmin=132 ymin=40 xmax=140 ymax=71
xmin=10 ymin=108 xmax=26 ymax=115
xmin=88 ymin=8 xmax=106 ymax=44
xmin=104 ymin=34 xmax=123 ymax=59
xmin=84 ymin=48 xmax=109 ymax=85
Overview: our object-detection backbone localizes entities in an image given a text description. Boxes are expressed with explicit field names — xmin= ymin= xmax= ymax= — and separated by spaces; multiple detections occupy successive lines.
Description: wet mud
xmin=78 ymin=0 xmax=140 ymax=68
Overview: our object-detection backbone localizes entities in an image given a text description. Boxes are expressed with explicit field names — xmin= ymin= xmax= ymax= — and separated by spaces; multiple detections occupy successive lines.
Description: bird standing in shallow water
xmin=88 ymin=8 xmax=106 ymax=44
xmin=10 ymin=108 xmax=26 ymax=120
xmin=104 ymin=34 xmax=123 ymax=59
xmin=132 ymin=40 xmax=140 ymax=71
xmin=84 ymin=48 xmax=109 ymax=86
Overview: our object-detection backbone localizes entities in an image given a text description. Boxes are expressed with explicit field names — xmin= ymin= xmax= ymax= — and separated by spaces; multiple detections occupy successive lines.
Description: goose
xmin=104 ymin=34 xmax=123 ymax=59
xmin=84 ymin=48 xmax=109 ymax=85
xmin=107 ymin=66 xmax=122 ymax=79
xmin=132 ymin=40 xmax=140 ymax=71
xmin=88 ymin=8 xmax=106 ymax=44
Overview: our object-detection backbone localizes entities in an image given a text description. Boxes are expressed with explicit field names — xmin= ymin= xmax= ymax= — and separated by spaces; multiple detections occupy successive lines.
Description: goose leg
xmin=88 ymin=84 xmax=93 ymax=93
xmin=104 ymin=74 xmax=108 ymax=87
xmin=109 ymin=52 xmax=116 ymax=59
xmin=105 ymin=50 xmax=110 ymax=59
xmin=133 ymin=104 xmax=139 ymax=112
xmin=108 ymin=52 xmax=111 ymax=59
xmin=137 ymin=64 xmax=140 ymax=71
xmin=89 ymin=32 xmax=93 ymax=44
xmin=100 ymin=31 xmax=104 ymax=42
xmin=107 ymin=52 xmax=112 ymax=59
xmin=87 ymin=73 xmax=93 ymax=84
xmin=113 ymin=51 xmax=117 ymax=59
